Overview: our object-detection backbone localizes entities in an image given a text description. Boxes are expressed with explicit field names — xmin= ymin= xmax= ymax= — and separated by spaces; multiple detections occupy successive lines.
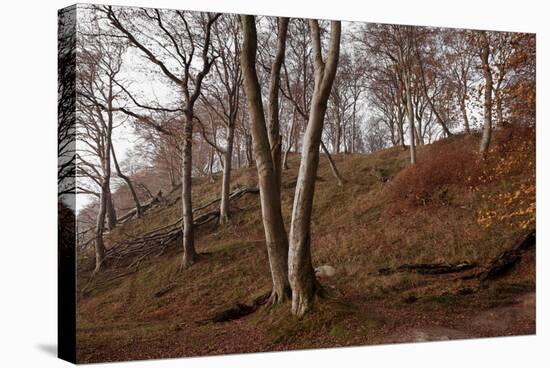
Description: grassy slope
xmin=76 ymin=131 xmax=535 ymax=363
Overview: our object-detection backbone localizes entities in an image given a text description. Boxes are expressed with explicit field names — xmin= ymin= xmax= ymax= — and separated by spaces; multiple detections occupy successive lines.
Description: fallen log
xmin=479 ymin=228 xmax=535 ymax=281
xmin=377 ymin=229 xmax=535 ymax=281
xmin=105 ymin=186 xmax=259 ymax=268
xmin=154 ymin=284 xmax=178 ymax=298
xmin=378 ymin=262 xmax=478 ymax=276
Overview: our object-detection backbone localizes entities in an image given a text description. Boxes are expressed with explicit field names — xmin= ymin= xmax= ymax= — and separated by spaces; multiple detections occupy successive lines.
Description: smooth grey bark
xmin=396 ymin=27 xmax=417 ymax=164
xmin=479 ymin=31 xmax=493 ymax=158
xmin=351 ymin=91 xmax=358 ymax=153
xmin=208 ymin=145 xmax=215 ymax=183
xmin=104 ymin=99 xmax=117 ymax=230
xmin=245 ymin=133 xmax=253 ymax=167
xmin=219 ymin=125 xmax=235 ymax=224
xmin=283 ymin=106 xmax=297 ymax=170
xmin=95 ymin=84 xmax=116 ymax=271
xmin=105 ymin=190 xmax=117 ymax=230
xmin=335 ymin=112 xmax=342 ymax=154
xmin=406 ymin=92 xmax=416 ymax=164
xmin=240 ymin=15 xmax=291 ymax=303
xmin=397 ymin=102 xmax=406 ymax=149
xmin=402 ymin=70 xmax=416 ymax=164
xmin=205 ymin=16 xmax=243 ymax=224
xmin=181 ymin=111 xmax=196 ymax=268
xmin=413 ymin=94 xmax=425 ymax=146
xmin=288 ymin=19 xmax=341 ymax=317
xmin=279 ymin=26 xmax=345 ymax=186
xmin=267 ymin=17 xmax=289 ymax=190
xmin=94 ymin=184 xmax=108 ymax=272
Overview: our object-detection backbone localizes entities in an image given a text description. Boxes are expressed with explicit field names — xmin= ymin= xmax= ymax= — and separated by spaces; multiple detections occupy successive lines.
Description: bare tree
xmin=443 ymin=29 xmax=477 ymax=134
xmin=76 ymin=35 xmax=125 ymax=270
xmin=280 ymin=19 xmax=345 ymax=185
xmin=104 ymin=7 xmax=221 ymax=268
xmin=479 ymin=30 xmax=493 ymax=158
xmin=199 ymin=15 xmax=243 ymax=224
xmin=240 ymin=15 xmax=291 ymax=303
xmin=288 ymin=19 xmax=341 ymax=317
xmin=58 ymin=7 xmax=77 ymax=200
xmin=413 ymin=29 xmax=453 ymax=138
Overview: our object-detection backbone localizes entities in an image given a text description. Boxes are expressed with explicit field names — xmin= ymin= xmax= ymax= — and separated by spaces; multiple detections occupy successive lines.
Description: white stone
xmin=315 ymin=265 xmax=336 ymax=277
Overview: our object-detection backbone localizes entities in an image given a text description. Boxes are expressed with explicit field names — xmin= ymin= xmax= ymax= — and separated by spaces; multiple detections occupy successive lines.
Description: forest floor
xmin=75 ymin=129 xmax=536 ymax=363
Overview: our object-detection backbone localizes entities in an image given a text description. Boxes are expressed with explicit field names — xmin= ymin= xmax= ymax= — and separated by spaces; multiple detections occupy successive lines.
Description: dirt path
xmin=386 ymin=292 xmax=535 ymax=343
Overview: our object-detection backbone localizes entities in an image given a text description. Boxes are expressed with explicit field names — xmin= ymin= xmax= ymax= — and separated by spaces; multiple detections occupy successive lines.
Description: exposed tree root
xmin=267 ymin=288 xmax=291 ymax=305
xmin=199 ymin=291 xmax=271 ymax=324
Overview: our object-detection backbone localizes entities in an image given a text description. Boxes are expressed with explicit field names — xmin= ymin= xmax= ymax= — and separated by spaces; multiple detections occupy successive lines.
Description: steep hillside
xmin=76 ymin=128 xmax=535 ymax=363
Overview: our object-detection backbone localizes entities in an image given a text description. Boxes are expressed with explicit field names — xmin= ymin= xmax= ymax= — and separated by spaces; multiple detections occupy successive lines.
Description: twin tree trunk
xmin=479 ymin=31 xmax=493 ymax=158
xmin=240 ymin=15 xmax=291 ymax=303
xmin=241 ymin=16 xmax=341 ymax=314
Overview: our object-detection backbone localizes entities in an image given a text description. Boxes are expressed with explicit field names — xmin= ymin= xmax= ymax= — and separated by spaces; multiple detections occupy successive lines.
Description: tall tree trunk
xmin=267 ymin=17 xmax=289 ymax=191
xmin=404 ymin=75 xmax=417 ymax=164
xmin=245 ymin=133 xmax=253 ymax=167
xmin=208 ymin=145 xmax=215 ymax=183
xmin=240 ymin=15 xmax=290 ymax=303
xmin=111 ymin=144 xmax=142 ymax=218
xmin=236 ymin=136 xmax=242 ymax=169
xmin=289 ymin=19 xmax=341 ymax=317
xmin=219 ymin=124 xmax=235 ymax=224
xmin=335 ymin=113 xmax=342 ymax=154
xmin=351 ymin=98 xmax=357 ymax=153
xmin=94 ymin=184 xmax=108 ymax=272
xmin=495 ymin=85 xmax=504 ymax=127
xmin=181 ymin=111 xmax=196 ymax=268
xmin=479 ymin=31 xmax=493 ymax=158
xmin=283 ymin=106 xmax=297 ymax=170
xmin=105 ymin=189 xmax=117 ymax=230
xmin=104 ymin=91 xmax=117 ymax=230
xmin=397 ymin=106 xmax=406 ymax=150
xmin=413 ymin=118 xmax=422 ymax=146
xmin=389 ymin=118 xmax=397 ymax=146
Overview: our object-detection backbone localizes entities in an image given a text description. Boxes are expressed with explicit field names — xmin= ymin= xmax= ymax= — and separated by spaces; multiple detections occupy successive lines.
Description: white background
xmin=0 ymin=0 xmax=547 ymax=366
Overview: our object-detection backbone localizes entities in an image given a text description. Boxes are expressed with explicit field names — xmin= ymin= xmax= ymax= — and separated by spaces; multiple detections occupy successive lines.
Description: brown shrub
xmin=387 ymin=141 xmax=483 ymax=208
